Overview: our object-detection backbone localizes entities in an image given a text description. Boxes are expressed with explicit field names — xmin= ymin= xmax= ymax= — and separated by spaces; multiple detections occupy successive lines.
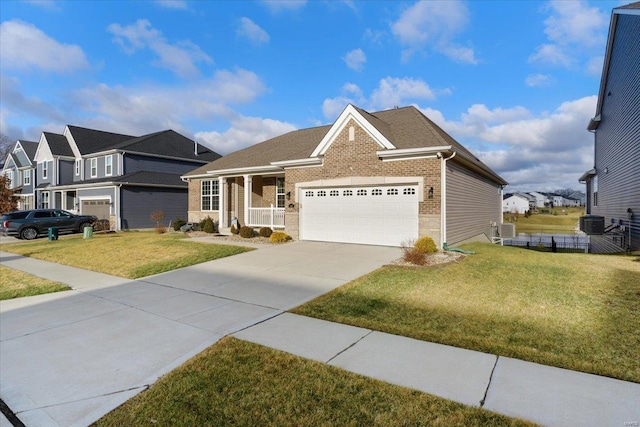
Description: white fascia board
xmin=311 ymin=104 xmax=395 ymax=157
xmin=615 ymin=6 xmax=640 ymax=16
xmin=270 ymin=157 xmax=323 ymax=168
xmin=206 ymin=165 xmax=282 ymax=176
xmin=63 ymin=126 xmax=82 ymax=158
xmin=377 ymin=146 xmax=452 ymax=161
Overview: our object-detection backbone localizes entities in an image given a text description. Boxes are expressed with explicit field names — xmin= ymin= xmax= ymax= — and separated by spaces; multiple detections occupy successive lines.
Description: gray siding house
xmin=183 ymin=104 xmax=507 ymax=248
xmin=1 ymin=140 xmax=38 ymax=210
xmin=580 ymin=2 xmax=640 ymax=251
xmin=32 ymin=125 xmax=221 ymax=229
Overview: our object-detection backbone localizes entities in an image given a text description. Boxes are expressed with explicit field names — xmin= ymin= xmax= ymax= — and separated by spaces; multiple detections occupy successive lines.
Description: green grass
xmin=292 ymin=243 xmax=640 ymax=383
xmin=0 ymin=265 xmax=70 ymax=300
xmin=94 ymin=337 xmax=537 ymax=427
xmin=504 ymin=207 xmax=583 ymax=234
xmin=1 ymin=232 xmax=252 ymax=279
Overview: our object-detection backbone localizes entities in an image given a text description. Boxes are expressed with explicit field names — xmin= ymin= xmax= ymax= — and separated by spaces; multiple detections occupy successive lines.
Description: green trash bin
xmin=83 ymin=226 xmax=93 ymax=239
xmin=48 ymin=227 xmax=59 ymax=241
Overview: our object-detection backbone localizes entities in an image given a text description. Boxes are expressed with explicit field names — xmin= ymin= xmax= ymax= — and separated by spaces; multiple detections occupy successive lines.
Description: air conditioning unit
xmin=580 ymin=215 xmax=604 ymax=235
xmin=500 ymin=223 xmax=515 ymax=239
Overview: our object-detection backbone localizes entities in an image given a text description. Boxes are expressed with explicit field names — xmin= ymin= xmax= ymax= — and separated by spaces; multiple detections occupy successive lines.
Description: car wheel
xmin=79 ymin=222 xmax=93 ymax=232
xmin=20 ymin=227 xmax=38 ymax=240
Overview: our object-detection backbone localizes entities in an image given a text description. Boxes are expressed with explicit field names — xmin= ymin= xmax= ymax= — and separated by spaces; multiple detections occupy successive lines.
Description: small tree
xmin=150 ymin=210 xmax=166 ymax=233
xmin=0 ymin=175 xmax=18 ymax=213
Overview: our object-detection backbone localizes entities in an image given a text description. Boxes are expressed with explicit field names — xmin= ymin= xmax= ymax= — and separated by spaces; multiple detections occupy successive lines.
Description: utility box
xmin=580 ymin=215 xmax=605 ymax=235
xmin=83 ymin=226 xmax=93 ymax=239
xmin=500 ymin=223 xmax=516 ymax=239
xmin=48 ymin=227 xmax=59 ymax=241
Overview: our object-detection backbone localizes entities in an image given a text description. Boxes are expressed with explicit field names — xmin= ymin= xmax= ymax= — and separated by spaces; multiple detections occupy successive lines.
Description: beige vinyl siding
xmin=592 ymin=14 xmax=640 ymax=249
xmin=446 ymin=161 xmax=501 ymax=245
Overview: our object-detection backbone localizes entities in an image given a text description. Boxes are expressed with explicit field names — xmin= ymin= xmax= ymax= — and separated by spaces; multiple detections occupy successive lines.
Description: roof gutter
xmin=376 ymin=145 xmax=452 ymax=161
xmin=439 ymin=151 xmax=456 ymax=248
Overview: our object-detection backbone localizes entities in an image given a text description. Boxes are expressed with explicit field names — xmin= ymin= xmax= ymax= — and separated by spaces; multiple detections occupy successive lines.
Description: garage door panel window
xmin=201 ymin=180 xmax=219 ymax=211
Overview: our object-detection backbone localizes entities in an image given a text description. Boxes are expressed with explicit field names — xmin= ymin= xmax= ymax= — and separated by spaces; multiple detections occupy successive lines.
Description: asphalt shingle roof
xmin=18 ymin=140 xmax=38 ymax=161
xmin=67 ymin=125 xmax=134 ymax=154
xmin=43 ymin=133 xmax=74 ymax=157
xmin=184 ymin=105 xmax=494 ymax=180
xmin=112 ymin=129 xmax=220 ymax=162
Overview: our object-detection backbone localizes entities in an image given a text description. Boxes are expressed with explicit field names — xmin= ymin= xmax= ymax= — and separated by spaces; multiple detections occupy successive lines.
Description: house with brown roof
xmin=183 ymin=104 xmax=507 ymax=247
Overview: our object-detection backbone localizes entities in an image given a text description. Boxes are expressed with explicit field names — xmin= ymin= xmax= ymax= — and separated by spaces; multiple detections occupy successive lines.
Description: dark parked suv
xmin=0 ymin=209 xmax=98 ymax=240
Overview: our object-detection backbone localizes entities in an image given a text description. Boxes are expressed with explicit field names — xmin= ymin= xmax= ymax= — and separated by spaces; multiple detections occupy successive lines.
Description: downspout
xmin=115 ymin=184 xmax=122 ymax=231
xmin=438 ymin=151 xmax=456 ymax=248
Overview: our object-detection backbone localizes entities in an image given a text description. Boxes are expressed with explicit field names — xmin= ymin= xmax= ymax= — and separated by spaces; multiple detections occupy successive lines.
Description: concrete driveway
xmin=0 ymin=241 xmax=400 ymax=427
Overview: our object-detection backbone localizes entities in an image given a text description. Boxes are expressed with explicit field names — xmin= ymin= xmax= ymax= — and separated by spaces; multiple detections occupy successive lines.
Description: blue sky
xmin=0 ymin=0 xmax=624 ymax=191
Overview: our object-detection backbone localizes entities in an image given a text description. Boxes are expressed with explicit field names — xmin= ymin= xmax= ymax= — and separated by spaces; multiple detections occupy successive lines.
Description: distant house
xmin=580 ymin=2 xmax=639 ymax=251
xmin=503 ymin=193 xmax=530 ymax=214
xmin=30 ymin=125 xmax=220 ymax=229
xmin=528 ymin=192 xmax=550 ymax=208
xmin=1 ymin=140 xmax=38 ymax=210
xmin=183 ymin=104 xmax=507 ymax=247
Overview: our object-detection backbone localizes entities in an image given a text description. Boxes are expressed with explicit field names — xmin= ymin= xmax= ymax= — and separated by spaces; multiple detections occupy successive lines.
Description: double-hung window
xmin=276 ymin=177 xmax=285 ymax=208
xmin=23 ymin=169 xmax=31 ymax=186
xmin=201 ymin=180 xmax=219 ymax=211
xmin=75 ymin=159 xmax=81 ymax=176
xmin=105 ymin=155 xmax=113 ymax=176
xmin=90 ymin=158 xmax=98 ymax=178
xmin=42 ymin=192 xmax=49 ymax=209
xmin=42 ymin=162 xmax=48 ymax=179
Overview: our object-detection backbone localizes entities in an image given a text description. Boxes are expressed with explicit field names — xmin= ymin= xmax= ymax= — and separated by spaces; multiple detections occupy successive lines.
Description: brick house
xmin=183 ymin=105 xmax=507 ymax=247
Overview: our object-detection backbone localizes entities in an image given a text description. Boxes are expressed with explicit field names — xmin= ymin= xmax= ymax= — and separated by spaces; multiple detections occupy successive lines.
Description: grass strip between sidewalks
xmin=292 ymin=243 xmax=640 ymax=384
xmin=1 ymin=232 xmax=252 ymax=279
xmin=94 ymin=337 xmax=537 ymax=427
xmin=0 ymin=265 xmax=70 ymax=300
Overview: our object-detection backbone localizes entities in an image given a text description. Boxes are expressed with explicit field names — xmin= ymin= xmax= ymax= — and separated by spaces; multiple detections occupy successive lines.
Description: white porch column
xmin=218 ymin=177 xmax=226 ymax=227
xmin=243 ymin=174 xmax=252 ymax=225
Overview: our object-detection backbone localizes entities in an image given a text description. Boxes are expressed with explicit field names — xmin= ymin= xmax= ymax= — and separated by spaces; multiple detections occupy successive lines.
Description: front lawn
xmin=0 ymin=266 xmax=70 ymax=300
xmin=95 ymin=337 xmax=536 ymax=427
xmin=2 ymin=232 xmax=252 ymax=279
xmin=292 ymin=243 xmax=640 ymax=383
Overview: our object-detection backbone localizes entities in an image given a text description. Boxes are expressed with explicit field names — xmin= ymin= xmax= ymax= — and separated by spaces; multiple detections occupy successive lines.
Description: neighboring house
xmin=568 ymin=191 xmax=586 ymax=206
xmin=1 ymin=140 xmax=38 ymax=210
xmin=580 ymin=2 xmax=640 ymax=251
xmin=32 ymin=125 xmax=220 ymax=229
xmin=528 ymin=192 xmax=550 ymax=208
xmin=503 ymin=193 xmax=530 ymax=214
xmin=183 ymin=104 xmax=507 ymax=247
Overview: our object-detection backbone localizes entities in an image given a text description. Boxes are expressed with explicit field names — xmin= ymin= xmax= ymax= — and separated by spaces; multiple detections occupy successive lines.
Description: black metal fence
xmin=503 ymin=234 xmax=589 ymax=253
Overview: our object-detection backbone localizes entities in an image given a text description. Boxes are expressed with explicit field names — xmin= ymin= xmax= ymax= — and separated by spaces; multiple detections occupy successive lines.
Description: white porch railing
xmin=248 ymin=206 xmax=285 ymax=228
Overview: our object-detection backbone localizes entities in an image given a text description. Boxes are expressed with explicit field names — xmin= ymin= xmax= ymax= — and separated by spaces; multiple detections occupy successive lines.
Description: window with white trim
xmin=387 ymin=188 xmax=398 ymax=195
xmin=403 ymin=188 xmax=416 ymax=195
xmin=23 ymin=169 xmax=31 ymax=186
xmin=105 ymin=155 xmax=113 ymax=176
xmin=201 ymin=179 xmax=219 ymax=211
xmin=343 ymin=189 xmax=353 ymax=196
xmin=42 ymin=192 xmax=49 ymax=209
xmin=305 ymin=190 xmax=314 ymax=197
xmin=90 ymin=158 xmax=97 ymax=178
xmin=372 ymin=189 xmax=383 ymax=196
xmin=593 ymin=175 xmax=598 ymax=207
xmin=42 ymin=162 xmax=48 ymax=179
xmin=276 ymin=177 xmax=285 ymax=208
xmin=357 ymin=189 xmax=367 ymax=196
xmin=329 ymin=190 xmax=339 ymax=196
xmin=24 ymin=196 xmax=31 ymax=210
xmin=318 ymin=190 xmax=326 ymax=197
xmin=75 ymin=159 xmax=81 ymax=176
xmin=5 ymin=170 xmax=13 ymax=188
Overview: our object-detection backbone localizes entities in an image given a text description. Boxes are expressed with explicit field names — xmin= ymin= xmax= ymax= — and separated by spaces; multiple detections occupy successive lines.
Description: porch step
xmin=589 ymin=235 xmax=626 ymax=254
xmin=218 ymin=227 xmax=233 ymax=236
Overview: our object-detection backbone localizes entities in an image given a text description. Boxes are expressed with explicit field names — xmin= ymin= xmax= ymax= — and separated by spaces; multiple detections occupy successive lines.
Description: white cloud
xmin=391 ymin=0 xmax=477 ymax=64
xmin=529 ymin=1 xmax=608 ymax=72
xmin=525 ymin=73 xmax=554 ymax=87
xmin=322 ymin=77 xmax=448 ymax=119
xmin=155 ymin=0 xmax=188 ymax=9
xmin=0 ymin=20 xmax=89 ymax=73
xmin=343 ymin=48 xmax=366 ymax=72
xmin=417 ymin=96 xmax=597 ymax=191
xmin=261 ymin=0 xmax=306 ymax=13
xmin=108 ymin=19 xmax=213 ymax=78
xmin=237 ymin=17 xmax=270 ymax=45
xmin=195 ymin=116 xmax=297 ymax=154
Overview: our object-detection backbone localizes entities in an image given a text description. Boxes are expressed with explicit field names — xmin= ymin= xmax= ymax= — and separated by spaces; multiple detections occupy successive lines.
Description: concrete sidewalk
xmin=1 ymin=243 xmax=639 ymax=427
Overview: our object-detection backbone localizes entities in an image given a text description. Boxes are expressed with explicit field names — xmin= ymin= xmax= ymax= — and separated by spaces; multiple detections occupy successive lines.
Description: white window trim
xmin=75 ymin=159 xmax=81 ymax=176
xmin=105 ymin=155 xmax=113 ymax=176
xmin=201 ymin=179 xmax=219 ymax=211
xmin=90 ymin=158 xmax=98 ymax=178
xmin=276 ymin=177 xmax=285 ymax=208
xmin=23 ymin=169 xmax=31 ymax=186
xmin=42 ymin=162 xmax=48 ymax=179
xmin=42 ymin=192 xmax=50 ymax=209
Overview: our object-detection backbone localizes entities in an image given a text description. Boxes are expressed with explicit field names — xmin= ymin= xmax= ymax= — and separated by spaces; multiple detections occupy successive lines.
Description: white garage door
xmin=300 ymin=185 xmax=419 ymax=246
xmin=81 ymin=199 xmax=110 ymax=220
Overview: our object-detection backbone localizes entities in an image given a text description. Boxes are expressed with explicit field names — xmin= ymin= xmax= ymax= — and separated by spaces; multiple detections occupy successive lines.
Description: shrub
xmin=173 ymin=218 xmax=187 ymax=231
xmin=239 ymin=226 xmax=255 ymax=238
xmin=269 ymin=231 xmax=290 ymax=243
xmin=414 ymin=236 xmax=437 ymax=254
xmin=202 ymin=217 xmax=215 ymax=234
xmin=231 ymin=221 xmax=241 ymax=234
xmin=155 ymin=225 xmax=167 ymax=234
xmin=259 ymin=227 xmax=273 ymax=238
xmin=150 ymin=210 xmax=165 ymax=226
xmin=401 ymin=243 xmax=426 ymax=266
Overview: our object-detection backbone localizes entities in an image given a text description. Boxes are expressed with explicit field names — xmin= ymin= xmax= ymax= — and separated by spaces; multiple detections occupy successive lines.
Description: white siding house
xmin=503 ymin=193 xmax=530 ymax=214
